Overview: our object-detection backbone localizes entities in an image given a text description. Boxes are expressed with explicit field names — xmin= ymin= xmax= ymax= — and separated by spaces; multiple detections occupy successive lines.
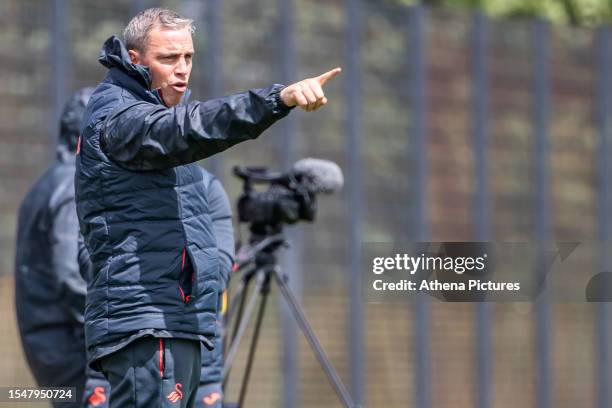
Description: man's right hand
xmin=280 ymin=67 xmax=342 ymax=112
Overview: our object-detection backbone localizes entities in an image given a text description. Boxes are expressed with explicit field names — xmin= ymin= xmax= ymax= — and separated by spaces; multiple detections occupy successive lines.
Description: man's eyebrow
xmin=157 ymin=53 xmax=180 ymax=58
xmin=157 ymin=51 xmax=194 ymax=58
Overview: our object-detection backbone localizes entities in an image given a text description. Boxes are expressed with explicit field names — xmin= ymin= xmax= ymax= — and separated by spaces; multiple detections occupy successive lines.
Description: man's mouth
xmin=171 ymin=82 xmax=187 ymax=92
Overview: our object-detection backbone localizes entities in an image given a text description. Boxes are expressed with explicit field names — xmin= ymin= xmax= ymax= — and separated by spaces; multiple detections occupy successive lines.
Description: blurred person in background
xmin=194 ymin=171 xmax=233 ymax=408
xmin=76 ymin=7 xmax=338 ymax=407
xmin=14 ymin=87 xmax=110 ymax=408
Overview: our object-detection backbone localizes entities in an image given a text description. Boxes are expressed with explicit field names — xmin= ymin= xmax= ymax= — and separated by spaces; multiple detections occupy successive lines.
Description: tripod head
xmin=234 ymin=232 xmax=287 ymax=272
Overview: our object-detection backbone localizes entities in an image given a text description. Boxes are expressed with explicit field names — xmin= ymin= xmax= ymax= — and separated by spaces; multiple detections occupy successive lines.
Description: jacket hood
xmin=58 ymin=87 xmax=94 ymax=159
xmin=99 ymin=36 xmax=152 ymax=89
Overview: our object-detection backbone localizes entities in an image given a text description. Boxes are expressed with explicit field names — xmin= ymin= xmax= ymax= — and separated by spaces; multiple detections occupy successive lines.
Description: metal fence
xmin=0 ymin=0 xmax=609 ymax=407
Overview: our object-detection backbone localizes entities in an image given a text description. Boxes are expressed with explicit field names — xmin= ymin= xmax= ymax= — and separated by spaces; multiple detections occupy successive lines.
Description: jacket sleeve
xmin=50 ymin=196 xmax=86 ymax=324
xmin=102 ymin=84 xmax=292 ymax=171
xmin=206 ymin=175 xmax=235 ymax=289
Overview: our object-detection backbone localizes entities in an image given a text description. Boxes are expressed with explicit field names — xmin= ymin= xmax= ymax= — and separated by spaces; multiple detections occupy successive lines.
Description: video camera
xmin=233 ymin=158 xmax=343 ymax=236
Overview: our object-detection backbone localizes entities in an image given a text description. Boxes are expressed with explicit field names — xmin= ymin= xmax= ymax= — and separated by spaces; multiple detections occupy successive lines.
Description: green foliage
xmin=373 ymin=0 xmax=612 ymax=27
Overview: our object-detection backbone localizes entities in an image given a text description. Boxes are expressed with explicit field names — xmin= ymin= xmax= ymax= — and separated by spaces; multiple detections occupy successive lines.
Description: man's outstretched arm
xmin=102 ymin=85 xmax=290 ymax=171
xmin=102 ymin=68 xmax=340 ymax=170
xmin=102 ymin=68 xmax=341 ymax=171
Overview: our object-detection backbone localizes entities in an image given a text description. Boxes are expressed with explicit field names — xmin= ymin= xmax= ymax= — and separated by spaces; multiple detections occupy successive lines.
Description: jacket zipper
xmin=159 ymin=338 xmax=164 ymax=378
xmin=179 ymin=247 xmax=191 ymax=303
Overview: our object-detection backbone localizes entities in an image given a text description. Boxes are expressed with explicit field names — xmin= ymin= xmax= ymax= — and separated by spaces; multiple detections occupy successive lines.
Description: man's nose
xmin=175 ymin=57 xmax=188 ymax=76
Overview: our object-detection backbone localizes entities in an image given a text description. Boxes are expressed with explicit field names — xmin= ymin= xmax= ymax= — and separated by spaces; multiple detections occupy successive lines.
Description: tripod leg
xmin=272 ymin=267 xmax=357 ymax=408
xmin=223 ymin=269 xmax=267 ymax=381
xmin=227 ymin=280 xmax=246 ymax=328
xmin=223 ymin=266 xmax=254 ymax=394
xmin=228 ymin=265 xmax=257 ymax=344
xmin=238 ymin=272 xmax=271 ymax=407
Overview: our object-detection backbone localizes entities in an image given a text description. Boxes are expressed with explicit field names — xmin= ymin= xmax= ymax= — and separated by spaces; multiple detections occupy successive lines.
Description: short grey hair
xmin=124 ymin=8 xmax=195 ymax=52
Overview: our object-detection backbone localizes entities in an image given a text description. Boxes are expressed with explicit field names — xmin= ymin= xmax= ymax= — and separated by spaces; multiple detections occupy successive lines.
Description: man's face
xmin=128 ymin=26 xmax=194 ymax=107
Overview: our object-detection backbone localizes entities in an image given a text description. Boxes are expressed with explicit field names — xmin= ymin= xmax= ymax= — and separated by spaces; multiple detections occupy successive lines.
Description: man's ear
xmin=128 ymin=49 xmax=141 ymax=65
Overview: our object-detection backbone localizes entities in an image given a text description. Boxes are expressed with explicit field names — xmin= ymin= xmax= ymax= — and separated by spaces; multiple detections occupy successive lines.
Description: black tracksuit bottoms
xmin=99 ymin=336 xmax=201 ymax=408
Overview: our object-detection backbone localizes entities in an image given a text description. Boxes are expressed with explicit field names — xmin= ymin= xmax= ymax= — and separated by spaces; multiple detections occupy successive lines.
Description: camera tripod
xmin=221 ymin=230 xmax=357 ymax=408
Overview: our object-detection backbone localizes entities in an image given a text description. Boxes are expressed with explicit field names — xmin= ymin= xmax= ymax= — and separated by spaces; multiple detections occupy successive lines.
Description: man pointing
xmin=76 ymin=7 xmax=339 ymax=408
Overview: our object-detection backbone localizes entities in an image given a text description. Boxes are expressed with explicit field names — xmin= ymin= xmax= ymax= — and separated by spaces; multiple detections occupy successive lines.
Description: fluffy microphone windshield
xmin=292 ymin=158 xmax=344 ymax=194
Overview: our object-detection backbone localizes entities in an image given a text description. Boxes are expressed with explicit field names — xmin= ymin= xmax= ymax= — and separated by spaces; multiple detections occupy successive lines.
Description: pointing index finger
xmin=315 ymin=67 xmax=342 ymax=86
